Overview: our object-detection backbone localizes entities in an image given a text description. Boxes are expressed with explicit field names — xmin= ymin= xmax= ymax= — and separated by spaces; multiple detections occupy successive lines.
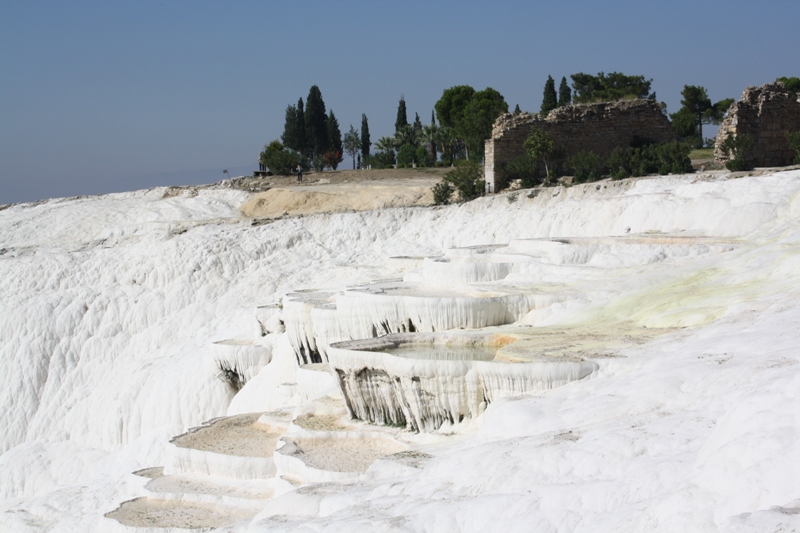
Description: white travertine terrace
xmin=3 ymin=171 xmax=800 ymax=531
xmin=328 ymin=332 xmax=599 ymax=432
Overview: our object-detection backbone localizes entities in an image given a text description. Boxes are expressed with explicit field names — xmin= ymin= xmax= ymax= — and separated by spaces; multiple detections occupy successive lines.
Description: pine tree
xmin=360 ymin=114 xmax=371 ymax=161
xmin=295 ymin=98 xmax=307 ymax=156
xmin=305 ymin=85 xmax=328 ymax=157
xmin=514 ymin=104 xmax=521 ymax=114
xmin=540 ymin=75 xmax=557 ymax=116
xmin=558 ymin=76 xmax=572 ymax=107
xmin=281 ymin=104 xmax=297 ymax=151
xmin=326 ymin=110 xmax=343 ymax=169
xmin=395 ymin=96 xmax=408 ymax=134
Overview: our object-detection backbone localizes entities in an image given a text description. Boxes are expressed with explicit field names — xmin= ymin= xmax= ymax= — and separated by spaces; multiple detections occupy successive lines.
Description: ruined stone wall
xmin=485 ymin=99 xmax=676 ymax=192
xmin=714 ymin=82 xmax=800 ymax=167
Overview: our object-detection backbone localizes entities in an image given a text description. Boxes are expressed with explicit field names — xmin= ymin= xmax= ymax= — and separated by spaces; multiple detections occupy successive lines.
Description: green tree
xmin=294 ymin=98 xmax=307 ymax=156
xmin=431 ymin=109 xmax=436 ymax=126
xmin=261 ymin=140 xmax=300 ymax=175
xmin=360 ymin=114 xmax=371 ymax=161
xmin=540 ymin=75 xmax=558 ymax=116
xmin=558 ymin=76 xmax=572 ymax=107
xmin=281 ymin=104 xmax=298 ymax=151
xmin=458 ymin=87 xmax=508 ymax=160
xmin=343 ymin=125 xmax=360 ymax=169
xmin=513 ymin=104 xmax=521 ymax=114
xmin=670 ymin=108 xmax=699 ymax=144
xmin=678 ymin=85 xmax=712 ymax=143
xmin=434 ymin=85 xmax=476 ymax=129
xmin=305 ymin=85 xmax=328 ymax=157
xmin=325 ymin=110 xmax=343 ymax=170
xmin=395 ymin=96 xmax=408 ymax=134
xmin=524 ymin=128 xmax=555 ymax=180
xmin=671 ymin=85 xmax=734 ymax=147
xmin=571 ymin=71 xmax=654 ymax=103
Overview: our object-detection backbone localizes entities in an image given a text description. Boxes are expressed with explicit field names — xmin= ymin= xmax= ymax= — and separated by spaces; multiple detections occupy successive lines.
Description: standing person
xmin=296 ymin=164 xmax=303 ymax=183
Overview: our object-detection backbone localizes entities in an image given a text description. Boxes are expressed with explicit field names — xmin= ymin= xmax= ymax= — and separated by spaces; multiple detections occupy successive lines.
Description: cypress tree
xmin=295 ymin=98 xmax=307 ymax=156
xmin=395 ymin=96 xmax=408 ymax=134
xmin=413 ymin=112 xmax=422 ymax=135
xmin=540 ymin=75 xmax=557 ymax=116
xmin=305 ymin=85 xmax=328 ymax=157
xmin=326 ymin=110 xmax=343 ymax=169
xmin=558 ymin=76 xmax=572 ymax=107
xmin=431 ymin=110 xmax=436 ymax=126
xmin=360 ymin=113 xmax=370 ymax=160
xmin=514 ymin=104 xmax=521 ymax=114
xmin=327 ymin=110 xmax=343 ymax=156
xmin=281 ymin=104 xmax=297 ymax=151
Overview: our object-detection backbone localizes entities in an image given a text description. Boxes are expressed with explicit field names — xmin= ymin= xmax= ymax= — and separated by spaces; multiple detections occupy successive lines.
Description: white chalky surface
xmin=1 ymin=172 xmax=799 ymax=532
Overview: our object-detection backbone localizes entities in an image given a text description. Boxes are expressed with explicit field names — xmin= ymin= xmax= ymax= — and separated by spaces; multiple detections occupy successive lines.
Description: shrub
xmin=786 ymin=131 xmax=800 ymax=164
xmin=443 ymin=160 xmax=484 ymax=202
xmin=432 ymin=181 xmax=455 ymax=205
xmin=607 ymin=146 xmax=636 ymax=180
xmin=651 ymin=141 xmax=693 ymax=174
xmin=311 ymin=155 xmax=326 ymax=172
xmin=720 ymin=134 xmax=755 ymax=171
xmin=498 ymin=154 xmax=541 ymax=189
xmin=607 ymin=141 xmax=692 ymax=179
xmin=569 ymin=150 xmax=603 ymax=183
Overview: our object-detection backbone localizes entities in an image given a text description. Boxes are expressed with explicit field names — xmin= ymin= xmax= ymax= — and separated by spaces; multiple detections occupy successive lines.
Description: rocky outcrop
xmin=714 ymin=82 xmax=800 ymax=167
xmin=485 ymin=99 xmax=676 ymax=192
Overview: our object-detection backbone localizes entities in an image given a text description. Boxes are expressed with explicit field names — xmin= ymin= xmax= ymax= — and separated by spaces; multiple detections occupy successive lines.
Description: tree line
xmin=260 ymin=84 xmax=511 ymax=175
xmin=260 ymin=74 xmax=798 ymax=176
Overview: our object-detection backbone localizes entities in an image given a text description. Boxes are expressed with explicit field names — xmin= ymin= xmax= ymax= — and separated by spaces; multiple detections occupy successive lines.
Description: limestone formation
xmin=484 ymin=99 xmax=676 ymax=192
xmin=714 ymin=82 xmax=800 ymax=167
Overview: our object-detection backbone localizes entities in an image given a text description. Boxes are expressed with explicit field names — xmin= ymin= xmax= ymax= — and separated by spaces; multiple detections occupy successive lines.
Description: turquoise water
xmin=380 ymin=344 xmax=497 ymax=361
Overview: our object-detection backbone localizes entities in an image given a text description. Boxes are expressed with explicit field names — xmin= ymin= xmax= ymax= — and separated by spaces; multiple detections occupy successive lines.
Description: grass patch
xmin=690 ymin=148 xmax=715 ymax=160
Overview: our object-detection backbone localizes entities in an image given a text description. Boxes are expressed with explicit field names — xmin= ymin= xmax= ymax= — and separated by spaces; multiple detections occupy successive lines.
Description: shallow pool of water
xmin=379 ymin=344 xmax=497 ymax=361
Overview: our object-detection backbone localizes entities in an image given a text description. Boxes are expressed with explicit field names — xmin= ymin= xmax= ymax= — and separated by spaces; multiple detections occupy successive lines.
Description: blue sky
xmin=1 ymin=0 xmax=798 ymax=204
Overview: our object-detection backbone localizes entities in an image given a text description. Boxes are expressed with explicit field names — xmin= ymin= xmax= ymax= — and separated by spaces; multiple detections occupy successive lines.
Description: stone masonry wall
xmin=714 ymin=82 xmax=800 ymax=167
xmin=485 ymin=99 xmax=676 ymax=192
